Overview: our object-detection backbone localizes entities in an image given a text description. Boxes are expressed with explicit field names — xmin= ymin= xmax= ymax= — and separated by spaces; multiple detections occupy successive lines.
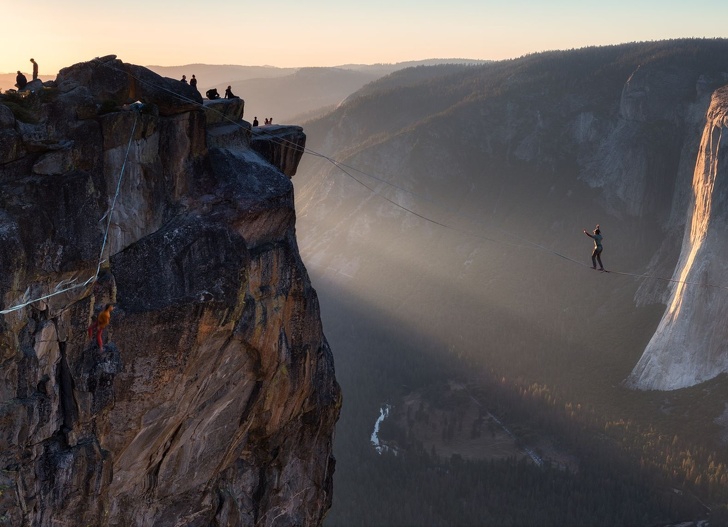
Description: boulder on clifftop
xmin=56 ymin=55 xmax=204 ymax=116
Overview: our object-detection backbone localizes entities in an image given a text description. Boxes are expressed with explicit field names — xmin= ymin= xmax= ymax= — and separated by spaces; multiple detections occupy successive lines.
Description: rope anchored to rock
xmin=0 ymin=111 xmax=139 ymax=315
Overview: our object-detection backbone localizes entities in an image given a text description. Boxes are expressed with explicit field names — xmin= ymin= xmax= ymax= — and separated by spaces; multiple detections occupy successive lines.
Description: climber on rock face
xmin=88 ymin=303 xmax=114 ymax=349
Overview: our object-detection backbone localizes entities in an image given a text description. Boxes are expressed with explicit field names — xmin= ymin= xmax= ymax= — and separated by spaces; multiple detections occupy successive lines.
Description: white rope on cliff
xmin=0 ymin=112 xmax=139 ymax=315
xmin=97 ymin=112 xmax=138 ymax=278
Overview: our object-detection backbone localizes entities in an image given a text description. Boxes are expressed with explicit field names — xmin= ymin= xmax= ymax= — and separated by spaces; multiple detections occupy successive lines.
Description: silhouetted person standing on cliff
xmin=190 ymin=74 xmax=197 ymax=90
xmin=181 ymin=75 xmax=187 ymax=84
xmin=88 ymin=304 xmax=114 ymax=350
xmin=30 ymin=58 xmax=38 ymax=80
xmin=583 ymin=225 xmax=605 ymax=271
xmin=15 ymin=71 xmax=27 ymax=89
xmin=253 ymin=117 xmax=259 ymax=126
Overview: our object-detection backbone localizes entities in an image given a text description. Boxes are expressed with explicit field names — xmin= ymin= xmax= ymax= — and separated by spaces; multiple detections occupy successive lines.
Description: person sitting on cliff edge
xmin=15 ymin=71 xmax=28 ymax=90
xmin=88 ymin=304 xmax=114 ymax=350
xmin=224 ymin=85 xmax=238 ymax=99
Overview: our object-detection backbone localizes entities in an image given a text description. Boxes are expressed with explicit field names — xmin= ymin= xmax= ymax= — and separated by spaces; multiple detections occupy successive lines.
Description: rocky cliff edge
xmin=0 ymin=55 xmax=340 ymax=526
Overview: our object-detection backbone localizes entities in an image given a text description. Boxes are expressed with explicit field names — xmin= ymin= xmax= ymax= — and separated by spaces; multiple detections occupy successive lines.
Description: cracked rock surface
xmin=0 ymin=56 xmax=340 ymax=527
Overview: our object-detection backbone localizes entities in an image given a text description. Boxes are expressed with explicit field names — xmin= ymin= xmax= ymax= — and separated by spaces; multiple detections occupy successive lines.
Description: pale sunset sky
xmin=2 ymin=0 xmax=727 ymax=75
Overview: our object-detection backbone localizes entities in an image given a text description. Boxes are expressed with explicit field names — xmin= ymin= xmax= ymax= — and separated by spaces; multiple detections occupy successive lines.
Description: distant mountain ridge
xmin=145 ymin=63 xmax=297 ymax=87
xmin=147 ymin=58 xmax=487 ymax=82
xmin=147 ymin=59 xmax=488 ymax=122
xmin=2 ymin=60 xmax=488 ymax=122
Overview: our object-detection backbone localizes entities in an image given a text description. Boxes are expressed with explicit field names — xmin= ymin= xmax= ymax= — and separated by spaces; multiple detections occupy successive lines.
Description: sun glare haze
xmin=1 ymin=0 xmax=726 ymax=74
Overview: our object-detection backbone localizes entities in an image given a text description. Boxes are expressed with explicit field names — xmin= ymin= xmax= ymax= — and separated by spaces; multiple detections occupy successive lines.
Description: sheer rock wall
xmin=0 ymin=56 xmax=340 ymax=526
xmin=627 ymin=86 xmax=728 ymax=390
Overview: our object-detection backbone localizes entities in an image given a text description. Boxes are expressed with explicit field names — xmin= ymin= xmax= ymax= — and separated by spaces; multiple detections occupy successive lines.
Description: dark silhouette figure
xmin=583 ymin=225 xmax=604 ymax=270
xmin=253 ymin=117 xmax=259 ymax=126
xmin=88 ymin=304 xmax=114 ymax=349
xmin=268 ymin=117 xmax=273 ymax=125
xmin=264 ymin=118 xmax=269 ymax=125
xmin=206 ymin=88 xmax=221 ymax=100
xmin=224 ymin=85 xmax=237 ymax=99
xmin=190 ymin=74 xmax=197 ymax=89
xmin=30 ymin=58 xmax=38 ymax=80
xmin=181 ymin=75 xmax=187 ymax=84
xmin=15 ymin=71 xmax=27 ymax=89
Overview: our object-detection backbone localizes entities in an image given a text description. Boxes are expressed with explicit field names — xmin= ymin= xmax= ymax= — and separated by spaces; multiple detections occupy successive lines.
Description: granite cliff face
xmin=0 ymin=56 xmax=340 ymax=526
xmin=627 ymin=86 xmax=728 ymax=390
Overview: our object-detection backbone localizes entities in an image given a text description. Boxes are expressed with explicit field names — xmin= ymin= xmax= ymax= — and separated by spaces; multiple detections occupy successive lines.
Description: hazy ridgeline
xmin=293 ymin=40 xmax=728 ymax=525
xmin=144 ymin=60 xmax=487 ymax=124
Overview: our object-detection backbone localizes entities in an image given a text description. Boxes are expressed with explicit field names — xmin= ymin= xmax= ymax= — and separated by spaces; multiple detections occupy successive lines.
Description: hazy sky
xmin=2 ymin=0 xmax=727 ymax=75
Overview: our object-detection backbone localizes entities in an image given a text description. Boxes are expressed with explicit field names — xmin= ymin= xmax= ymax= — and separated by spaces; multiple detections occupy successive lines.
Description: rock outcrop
xmin=251 ymin=125 xmax=306 ymax=178
xmin=0 ymin=56 xmax=340 ymax=526
xmin=627 ymin=86 xmax=728 ymax=390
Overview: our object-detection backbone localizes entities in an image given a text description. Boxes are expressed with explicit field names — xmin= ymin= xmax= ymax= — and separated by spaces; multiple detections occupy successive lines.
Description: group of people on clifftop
xmin=14 ymin=58 xmax=38 ymax=90
xmin=180 ymin=74 xmax=240 ymax=100
xmin=177 ymin=74 xmax=274 ymax=127
xmin=250 ymin=117 xmax=274 ymax=126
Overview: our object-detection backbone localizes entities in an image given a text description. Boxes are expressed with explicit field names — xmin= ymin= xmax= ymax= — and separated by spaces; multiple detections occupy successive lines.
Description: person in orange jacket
xmin=88 ymin=304 xmax=114 ymax=349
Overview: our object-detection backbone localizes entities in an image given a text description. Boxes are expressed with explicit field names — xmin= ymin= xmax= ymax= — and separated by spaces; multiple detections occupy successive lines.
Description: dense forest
xmin=326 ymin=292 xmax=728 ymax=526
xmin=317 ymin=289 xmax=728 ymax=526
